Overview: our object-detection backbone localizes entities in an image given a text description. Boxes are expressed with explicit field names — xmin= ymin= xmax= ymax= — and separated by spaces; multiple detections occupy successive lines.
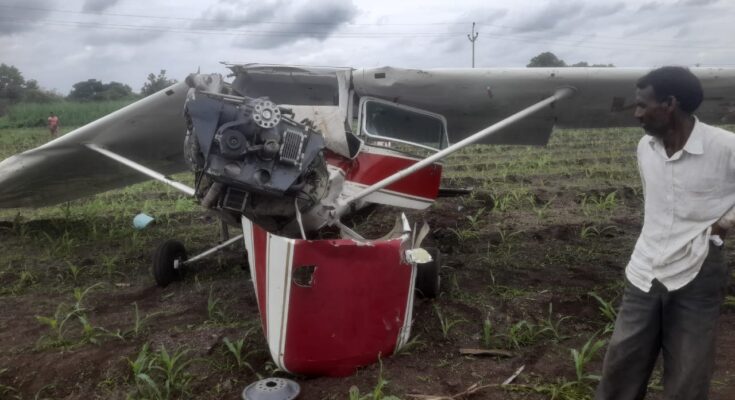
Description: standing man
xmin=47 ymin=112 xmax=59 ymax=137
xmin=596 ymin=66 xmax=735 ymax=399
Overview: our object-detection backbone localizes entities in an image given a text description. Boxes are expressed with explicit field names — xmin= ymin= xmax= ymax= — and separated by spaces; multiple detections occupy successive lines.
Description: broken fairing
xmin=240 ymin=213 xmax=422 ymax=376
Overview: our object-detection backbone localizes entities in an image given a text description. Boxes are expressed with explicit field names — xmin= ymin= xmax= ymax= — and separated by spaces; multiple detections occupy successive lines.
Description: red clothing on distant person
xmin=47 ymin=115 xmax=59 ymax=136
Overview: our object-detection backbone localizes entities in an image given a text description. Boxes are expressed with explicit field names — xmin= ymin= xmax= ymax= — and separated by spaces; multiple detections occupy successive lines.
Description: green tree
xmin=527 ymin=52 xmax=566 ymax=68
xmin=141 ymin=70 xmax=177 ymax=97
xmin=0 ymin=63 xmax=26 ymax=102
xmin=571 ymin=61 xmax=615 ymax=67
xmin=68 ymin=79 xmax=132 ymax=101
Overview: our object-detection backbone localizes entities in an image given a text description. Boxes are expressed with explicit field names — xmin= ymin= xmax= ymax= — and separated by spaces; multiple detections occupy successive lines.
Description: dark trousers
xmin=596 ymin=244 xmax=729 ymax=400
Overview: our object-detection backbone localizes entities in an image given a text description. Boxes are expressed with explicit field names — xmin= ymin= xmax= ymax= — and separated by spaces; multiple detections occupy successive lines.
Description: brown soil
xmin=1 ymin=191 xmax=735 ymax=400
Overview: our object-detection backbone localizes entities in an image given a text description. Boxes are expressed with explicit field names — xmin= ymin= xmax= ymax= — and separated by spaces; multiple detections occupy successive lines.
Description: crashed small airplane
xmin=0 ymin=64 xmax=734 ymax=376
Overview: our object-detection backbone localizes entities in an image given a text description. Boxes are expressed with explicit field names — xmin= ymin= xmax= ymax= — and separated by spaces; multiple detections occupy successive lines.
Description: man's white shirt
xmin=627 ymin=117 xmax=735 ymax=292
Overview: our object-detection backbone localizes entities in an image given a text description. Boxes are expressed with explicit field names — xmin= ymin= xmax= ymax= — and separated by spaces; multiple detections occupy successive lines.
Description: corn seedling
xmin=64 ymin=262 xmax=85 ymax=285
xmin=531 ymin=196 xmax=556 ymax=220
xmin=571 ymin=334 xmax=607 ymax=382
xmin=580 ymin=191 xmax=618 ymax=217
xmin=72 ymin=282 xmax=104 ymax=312
xmin=434 ymin=304 xmax=466 ymax=340
xmin=348 ymin=357 xmax=401 ymax=400
xmin=503 ymin=320 xmax=552 ymax=350
xmin=35 ymin=304 xmax=79 ymax=348
xmin=207 ymin=285 xmax=227 ymax=323
xmin=465 ymin=207 xmax=486 ymax=230
xmin=128 ymin=343 xmax=195 ymax=400
xmin=507 ymin=378 xmax=593 ymax=400
xmin=394 ymin=334 xmax=426 ymax=355
xmin=222 ymin=333 xmax=260 ymax=375
xmin=77 ymin=314 xmax=105 ymax=345
xmin=125 ymin=302 xmax=159 ymax=338
xmin=580 ymin=225 xmax=617 ymax=239
xmin=448 ymin=226 xmax=480 ymax=242
xmin=539 ymin=304 xmax=571 ymax=342
xmin=588 ymin=292 xmax=617 ymax=334
xmin=14 ymin=268 xmax=37 ymax=293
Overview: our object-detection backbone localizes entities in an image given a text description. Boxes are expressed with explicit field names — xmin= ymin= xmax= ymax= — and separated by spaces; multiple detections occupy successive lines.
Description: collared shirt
xmin=626 ymin=117 xmax=735 ymax=292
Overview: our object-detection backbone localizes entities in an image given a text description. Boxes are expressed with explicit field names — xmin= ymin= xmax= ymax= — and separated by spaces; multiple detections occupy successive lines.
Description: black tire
xmin=415 ymin=247 xmax=441 ymax=298
xmin=153 ymin=240 xmax=187 ymax=287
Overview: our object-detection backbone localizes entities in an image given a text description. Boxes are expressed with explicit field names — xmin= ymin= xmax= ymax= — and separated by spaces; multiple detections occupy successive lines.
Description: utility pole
xmin=467 ymin=22 xmax=479 ymax=68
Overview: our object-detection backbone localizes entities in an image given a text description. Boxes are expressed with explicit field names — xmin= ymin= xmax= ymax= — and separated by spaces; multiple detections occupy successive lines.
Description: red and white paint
xmin=325 ymin=145 xmax=443 ymax=210
xmin=241 ymin=216 xmax=418 ymax=376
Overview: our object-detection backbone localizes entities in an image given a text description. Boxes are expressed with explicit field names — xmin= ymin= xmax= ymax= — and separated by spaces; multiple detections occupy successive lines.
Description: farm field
xmin=1 ymin=125 xmax=735 ymax=400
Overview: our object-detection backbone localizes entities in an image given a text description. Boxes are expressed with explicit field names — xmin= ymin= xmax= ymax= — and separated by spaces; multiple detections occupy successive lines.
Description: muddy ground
xmin=1 ymin=127 xmax=735 ymax=399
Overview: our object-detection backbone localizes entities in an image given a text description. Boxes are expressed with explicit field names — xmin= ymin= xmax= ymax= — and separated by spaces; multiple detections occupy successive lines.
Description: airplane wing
xmin=1 ymin=66 xmax=734 ymax=209
xmin=353 ymin=67 xmax=735 ymax=145
xmin=0 ymin=82 xmax=189 ymax=208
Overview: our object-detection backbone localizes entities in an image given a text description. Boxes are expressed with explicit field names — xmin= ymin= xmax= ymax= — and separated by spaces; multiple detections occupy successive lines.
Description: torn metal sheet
xmin=241 ymin=215 xmax=417 ymax=376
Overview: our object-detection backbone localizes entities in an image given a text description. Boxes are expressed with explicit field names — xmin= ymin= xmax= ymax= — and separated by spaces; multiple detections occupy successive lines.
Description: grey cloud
xmin=674 ymin=26 xmax=691 ymax=38
xmin=191 ymin=0 xmax=280 ymax=29
xmin=0 ymin=0 xmax=53 ymax=35
xmin=622 ymin=12 xmax=691 ymax=36
xmin=227 ymin=0 xmax=358 ymax=49
xmin=83 ymin=29 xmax=166 ymax=46
xmin=638 ymin=2 xmax=661 ymax=12
xmin=82 ymin=0 xmax=122 ymax=13
xmin=510 ymin=1 xmax=584 ymax=33
xmin=508 ymin=1 xmax=625 ymax=35
xmin=679 ymin=0 xmax=719 ymax=6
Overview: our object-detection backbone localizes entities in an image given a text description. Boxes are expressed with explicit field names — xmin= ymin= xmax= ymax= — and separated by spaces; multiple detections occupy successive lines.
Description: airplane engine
xmin=183 ymin=93 xmax=329 ymax=232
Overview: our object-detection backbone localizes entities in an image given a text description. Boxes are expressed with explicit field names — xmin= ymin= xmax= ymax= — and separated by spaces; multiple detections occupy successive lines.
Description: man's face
xmin=634 ymin=85 xmax=672 ymax=137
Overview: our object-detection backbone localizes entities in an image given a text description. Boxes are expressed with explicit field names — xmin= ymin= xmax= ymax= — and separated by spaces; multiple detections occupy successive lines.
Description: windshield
xmin=363 ymin=100 xmax=447 ymax=150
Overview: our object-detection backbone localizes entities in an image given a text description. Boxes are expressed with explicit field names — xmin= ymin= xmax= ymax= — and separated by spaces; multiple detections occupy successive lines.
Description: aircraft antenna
xmin=467 ymin=22 xmax=479 ymax=68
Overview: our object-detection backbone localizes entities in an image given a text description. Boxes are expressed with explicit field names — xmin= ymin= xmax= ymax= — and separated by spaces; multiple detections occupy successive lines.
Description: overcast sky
xmin=1 ymin=0 xmax=733 ymax=94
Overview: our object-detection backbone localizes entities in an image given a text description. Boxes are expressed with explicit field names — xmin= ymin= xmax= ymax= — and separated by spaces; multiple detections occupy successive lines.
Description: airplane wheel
xmin=415 ymin=247 xmax=441 ymax=298
xmin=153 ymin=240 xmax=187 ymax=287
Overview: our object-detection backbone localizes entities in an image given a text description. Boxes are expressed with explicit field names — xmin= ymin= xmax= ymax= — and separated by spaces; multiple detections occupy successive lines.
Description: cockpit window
xmin=362 ymin=100 xmax=447 ymax=150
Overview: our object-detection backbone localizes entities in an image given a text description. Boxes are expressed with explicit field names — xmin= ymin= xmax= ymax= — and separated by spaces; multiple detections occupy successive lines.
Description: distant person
xmin=596 ymin=66 xmax=735 ymax=399
xmin=47 ymin=112 xmax=59 ymax=137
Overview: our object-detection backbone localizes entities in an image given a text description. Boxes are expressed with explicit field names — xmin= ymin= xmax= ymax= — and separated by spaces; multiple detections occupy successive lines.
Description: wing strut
xmin=336 ymin=87 xmax=575 ymax=209
xmin=85 ymin=143 xmax=195 ymax=196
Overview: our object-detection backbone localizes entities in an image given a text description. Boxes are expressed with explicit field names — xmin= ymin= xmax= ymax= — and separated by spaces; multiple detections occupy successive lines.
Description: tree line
xmin=0 ymin=63 xmax=177 ymax=115
xmin=526 ymin=52 xmax=614 ymax=68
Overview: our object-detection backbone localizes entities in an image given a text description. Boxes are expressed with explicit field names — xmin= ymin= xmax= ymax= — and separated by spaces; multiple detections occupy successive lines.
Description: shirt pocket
xmin=674 ymin=179 xmax=721 ymax=221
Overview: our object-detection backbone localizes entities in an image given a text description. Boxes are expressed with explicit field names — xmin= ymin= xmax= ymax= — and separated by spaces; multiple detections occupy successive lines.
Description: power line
xmin=0 ymin=3 xmax=730 ymax=48
xmin=1 ymin=14 xmax=733 ymax=54
xmin=0 ymin=4 xmax=469 ymax=26
xmin=0 ymin=17 xmax=462 ymax=38
xmin=0 ymin=4 xmax=728 ymax=47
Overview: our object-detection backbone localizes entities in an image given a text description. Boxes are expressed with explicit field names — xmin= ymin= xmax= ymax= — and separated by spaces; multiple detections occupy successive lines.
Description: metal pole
xmin=86 ymin=143 xmax=195 ymax=196
xmin=338 ymin=87 xmax=575 ymax=208
xmin=467 ymin=22 xmax=479 ymax=68
xmin=184 ymin=233 xmax=244 ymax=265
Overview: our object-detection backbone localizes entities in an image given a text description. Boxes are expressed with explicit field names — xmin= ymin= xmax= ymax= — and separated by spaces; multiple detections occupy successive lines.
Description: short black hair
xmin=636 ymin=66 xmax=703 ymax=113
